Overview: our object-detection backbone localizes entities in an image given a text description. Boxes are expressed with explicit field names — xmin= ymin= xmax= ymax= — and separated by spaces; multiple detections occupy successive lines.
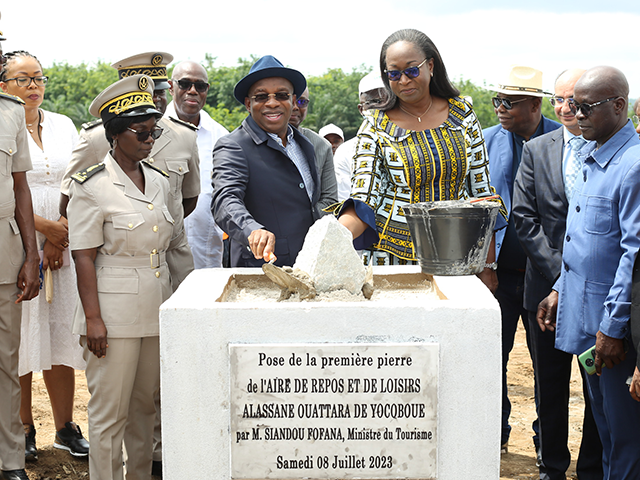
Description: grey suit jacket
xmin=512 ymin=127 xmax=568 ymax=311
xmin=299 ymin=127 xmax=338 ymax=212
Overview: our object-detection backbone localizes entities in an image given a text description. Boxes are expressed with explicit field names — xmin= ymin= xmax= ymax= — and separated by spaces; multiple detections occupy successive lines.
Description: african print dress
xmin=349 ymin=96 xmax=505 ymax=262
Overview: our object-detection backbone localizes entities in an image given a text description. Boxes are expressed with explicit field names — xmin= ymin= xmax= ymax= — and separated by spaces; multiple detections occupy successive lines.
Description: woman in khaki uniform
xmin=67 ymin=74 xmax=173 ymax=480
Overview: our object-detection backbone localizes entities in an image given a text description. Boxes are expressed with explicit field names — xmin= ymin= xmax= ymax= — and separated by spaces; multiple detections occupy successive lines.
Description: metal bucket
xmin=403 ymin=199 xmax=500 ymax=275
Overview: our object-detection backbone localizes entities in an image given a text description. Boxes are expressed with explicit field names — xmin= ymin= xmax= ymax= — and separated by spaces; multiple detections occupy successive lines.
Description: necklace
xmin=399 ymin=96 xmax=433 ymax=123
xmin=26 ymin=110 xmax=43 ymax=143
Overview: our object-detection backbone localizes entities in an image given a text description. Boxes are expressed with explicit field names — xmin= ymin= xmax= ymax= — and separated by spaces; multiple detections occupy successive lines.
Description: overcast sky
xmin=2 ymin=1 xmax=639 ymax=98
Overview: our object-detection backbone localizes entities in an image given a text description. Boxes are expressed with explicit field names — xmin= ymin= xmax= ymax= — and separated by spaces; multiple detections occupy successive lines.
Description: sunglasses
xmin=296 ymin=97 xmax=310 ymax=107
xmin=384 ymin=58 xmax=428 ymax=82
xmin=491 ymin=96 xmax=530 ymax=110
xmin=173 ymin=79 xmax=209 ymax=93
xmin=250 ymin=92 xmax=292 ymax=103
xmin=4 ymin=75 xmax=48 ymax=87
xmin=568 ymin=97 xmax=619 ymax=118
xmin=550 ymin=96 xmax=572 ymax=106
xmin=127 ymin=127 xmax=163 ymax=142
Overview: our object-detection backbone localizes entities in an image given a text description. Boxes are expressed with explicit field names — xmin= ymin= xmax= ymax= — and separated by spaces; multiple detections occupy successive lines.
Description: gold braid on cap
xmin=118 ymin=65 xmax=167 ymax=81
xmin=99 ymin=91 xmax=154 ymax=116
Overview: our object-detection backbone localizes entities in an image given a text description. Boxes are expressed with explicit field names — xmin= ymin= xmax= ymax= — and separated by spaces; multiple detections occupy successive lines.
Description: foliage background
xmin=42 ymin=56 xmax=633 ymax=137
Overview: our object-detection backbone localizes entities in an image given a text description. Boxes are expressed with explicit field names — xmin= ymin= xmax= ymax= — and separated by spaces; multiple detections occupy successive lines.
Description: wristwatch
xmin=484 ymin=262 xmax=498 ymax=271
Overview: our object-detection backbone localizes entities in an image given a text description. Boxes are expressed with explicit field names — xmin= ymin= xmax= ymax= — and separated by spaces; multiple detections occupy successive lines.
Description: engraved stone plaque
xmin=229 ymin=343 xmax=438 ymax=479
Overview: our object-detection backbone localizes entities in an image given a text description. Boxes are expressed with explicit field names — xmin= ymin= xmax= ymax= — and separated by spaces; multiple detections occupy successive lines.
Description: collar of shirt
xmin=562 ymin=126 xmax=581 ymax=146
xmin=580 ymin=120 xmax=639 ymax=169
xmin=266 ymin=125 xmax=294 ymax=147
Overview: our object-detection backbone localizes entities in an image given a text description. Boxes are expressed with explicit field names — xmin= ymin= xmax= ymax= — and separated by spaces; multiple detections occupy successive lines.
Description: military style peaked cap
xmin=111 ymin=52 xmax=173 ymax=90
xmin=89 ymin=74 xmax=161 ymax=124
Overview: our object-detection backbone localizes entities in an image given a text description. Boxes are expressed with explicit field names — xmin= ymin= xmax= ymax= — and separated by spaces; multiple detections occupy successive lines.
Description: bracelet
xmin=484 ymin=262 xmax=498 ymax=271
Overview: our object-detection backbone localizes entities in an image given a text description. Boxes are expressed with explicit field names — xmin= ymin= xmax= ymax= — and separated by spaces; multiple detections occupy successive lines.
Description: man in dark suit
xmin=211 ymin=55 xmax=321 ymax=267
xmin=483 ymin=65 xmax=561 ymax=456
xmin=512 ymin=69 xmax=602 ymax=480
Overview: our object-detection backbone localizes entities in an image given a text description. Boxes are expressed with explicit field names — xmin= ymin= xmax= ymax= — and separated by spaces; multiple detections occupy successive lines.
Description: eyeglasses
xmin=568 ymin=97 xmax=619 ymax=117
xmin=550 ymin=96 xmax=572 ymax=106
xmin=361 ymin=98 xmax=383 ymax=108
xmin=250 ymin=92 xmax=292 ymax=103
xmin=3 ymin=75 xmax=48 ymax=87
xmin=633 ymin=115 xmax=640 ymax=126
xmin=173 ymin=79 xmax=209 ymax=93
xmin=127 ymin=127 xmax=163 ymax=142
xmin=296 ymin=97 xmax=310 ymax=107
xmin=384 ymin=58 xmax=428 ymax=82
xmin=492 ymin=96 xmax=530 ymax=110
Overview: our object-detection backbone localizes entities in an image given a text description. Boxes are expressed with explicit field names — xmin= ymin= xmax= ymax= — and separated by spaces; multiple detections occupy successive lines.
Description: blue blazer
xmin=211 ymin=115 xmax=321 ymax=268
xmin=484 ymin=116 xmax=561 ymax=258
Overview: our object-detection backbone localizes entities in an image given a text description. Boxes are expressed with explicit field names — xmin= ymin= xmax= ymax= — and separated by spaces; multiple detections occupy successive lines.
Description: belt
xmin=95 ymin=251 xmax=167 ymax=269
xmin=0 ymin=200 xmax=16 ymax=220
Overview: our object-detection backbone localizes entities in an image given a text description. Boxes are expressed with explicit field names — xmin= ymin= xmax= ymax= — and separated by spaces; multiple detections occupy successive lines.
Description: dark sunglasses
xmin=296 ymin=97 xmax=310 ymax=107
xmin=127 ymin=127 xmax=163 ymax=142
xmin=173 ymin=79 xmax=209 ymax=93
xmin=250 ymin=92 xmax=291 ymax=103
xmin=492 ymin=96 xmax=530 ymax=110
xmin=4 ymin=75 xmax=48 ymax=87
xmin=384 ymin=58 xmax=428 ymax=82
xmin=568 ymin=97 xmax=619 ymax=118
xmin=549 ymin=96 xmax=572 ymax=106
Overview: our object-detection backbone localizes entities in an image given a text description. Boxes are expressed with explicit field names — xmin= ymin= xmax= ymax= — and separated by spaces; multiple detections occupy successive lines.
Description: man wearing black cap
xmin=0 ymin=14 xmax=40 ymax=480
xmin=211 ymin=55 xmax=321 ymax=267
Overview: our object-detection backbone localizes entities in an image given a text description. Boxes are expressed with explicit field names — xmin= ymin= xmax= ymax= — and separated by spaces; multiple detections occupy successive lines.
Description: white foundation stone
xmin=160 ymin=266 xmax=501 ymax=480
xmin=293 ymin=216 xmax=366 ymax=294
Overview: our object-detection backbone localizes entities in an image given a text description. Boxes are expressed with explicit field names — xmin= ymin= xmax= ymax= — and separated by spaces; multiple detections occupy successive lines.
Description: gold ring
xmin=54 ymin=261 xmax=59 ymax=265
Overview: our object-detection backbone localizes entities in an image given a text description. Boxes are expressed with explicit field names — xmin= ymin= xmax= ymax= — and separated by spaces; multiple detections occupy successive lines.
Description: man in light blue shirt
xmin=538 ymin=66 xmax=640 ymax=479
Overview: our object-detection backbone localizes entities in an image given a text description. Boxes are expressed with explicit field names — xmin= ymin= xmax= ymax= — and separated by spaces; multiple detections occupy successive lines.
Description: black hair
xmin=378 ymin=29 xmax=460 ymax=110
xmin=104 ymin=112 xmax=161 ymax=147
xmin=1 ymin=50 xmax=42 ymax=82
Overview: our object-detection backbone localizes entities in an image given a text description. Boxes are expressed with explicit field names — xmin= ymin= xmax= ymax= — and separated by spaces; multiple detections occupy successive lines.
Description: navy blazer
xmin=484 ymin=115 xmax=561 ymax=258
xmin=211 ymin=115 xmax=321 ymax=268
xmin=512 ymin=127 xmax=568 ymax=311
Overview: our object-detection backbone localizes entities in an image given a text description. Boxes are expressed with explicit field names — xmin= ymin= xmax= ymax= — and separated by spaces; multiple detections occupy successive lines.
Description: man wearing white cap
xmin=319 ymin=123 xmax=344 ymax=154
xmin=483 ymin=65 xmax=561 ymax=457
xmin=0 ymin=14 xmax=40 ymax=480
xmin=334 ymin=72 xmax=390 ymax=200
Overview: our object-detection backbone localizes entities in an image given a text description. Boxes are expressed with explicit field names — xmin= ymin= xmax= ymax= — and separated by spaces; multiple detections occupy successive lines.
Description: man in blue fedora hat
xmin=211 ymin=55 xmax=321 ymax=267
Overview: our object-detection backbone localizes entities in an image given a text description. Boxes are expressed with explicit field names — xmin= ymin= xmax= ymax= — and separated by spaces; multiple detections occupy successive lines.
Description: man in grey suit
xmin=512 ymin=69 xmax=602 ymax=480
xmin=289 ymin=87 xmax=338 ymax=211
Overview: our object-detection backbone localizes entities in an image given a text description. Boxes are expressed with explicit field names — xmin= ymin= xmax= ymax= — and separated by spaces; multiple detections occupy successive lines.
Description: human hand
xmin=43 ymin=239 xmax=64 ymax=271
xmin=629 ymin=367 xmax=640 ymax=402
xmin=537 ymin=290 xmax=558 ymax=332
xmin=476 ymin=268 xmax=498 ymax=293
xmin=595 ymin=331 xmax=625 ymax=375
xmin=86 ymin=317 xmax=108 ymax=358
xmin=248 ymin=229 xmax=276 ymax=261
xmin=15 ymin=256 xmax=39 ymax=303
xmin=43 ymin=219 xmax=69 ymax=250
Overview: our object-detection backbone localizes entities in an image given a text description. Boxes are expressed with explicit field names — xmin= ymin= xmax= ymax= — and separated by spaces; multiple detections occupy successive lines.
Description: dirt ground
xmin=23 ymin=322 xmax=586 ymax=480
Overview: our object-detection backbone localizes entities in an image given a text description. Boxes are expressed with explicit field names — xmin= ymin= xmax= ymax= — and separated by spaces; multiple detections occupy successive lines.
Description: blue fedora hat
xmin=234 ymin=55 xmax=306 ymax=104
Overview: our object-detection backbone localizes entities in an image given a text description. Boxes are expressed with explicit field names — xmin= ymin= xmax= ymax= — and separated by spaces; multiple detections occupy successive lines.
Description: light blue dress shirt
xmin=554 ymin=120 xmax=640 ymax=355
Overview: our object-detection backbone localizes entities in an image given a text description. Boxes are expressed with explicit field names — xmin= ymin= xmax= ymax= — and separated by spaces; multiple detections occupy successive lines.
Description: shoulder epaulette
xmin=167 ymin=115 xmax=197 ymax=131
xmin=142 ymin=161 xmax=169 ymax=178
xmin=71 ymin=163 xmax=105 ymax=184
xmin=0 ymin=91 xmax=24 ymax=105
xmin=81 ymin=119 xmax=103 ymax=131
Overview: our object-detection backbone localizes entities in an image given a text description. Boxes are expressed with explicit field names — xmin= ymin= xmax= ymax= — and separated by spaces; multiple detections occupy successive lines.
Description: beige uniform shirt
xmin=0 ymin=96 xmax=33 ymax=284
xmin=68 ymin=155 xmax=173 ymax=338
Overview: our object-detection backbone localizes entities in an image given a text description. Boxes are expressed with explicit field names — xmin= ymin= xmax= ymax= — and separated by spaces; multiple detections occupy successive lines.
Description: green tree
xmin=42 ymin=61 xmax=118 ymax=128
